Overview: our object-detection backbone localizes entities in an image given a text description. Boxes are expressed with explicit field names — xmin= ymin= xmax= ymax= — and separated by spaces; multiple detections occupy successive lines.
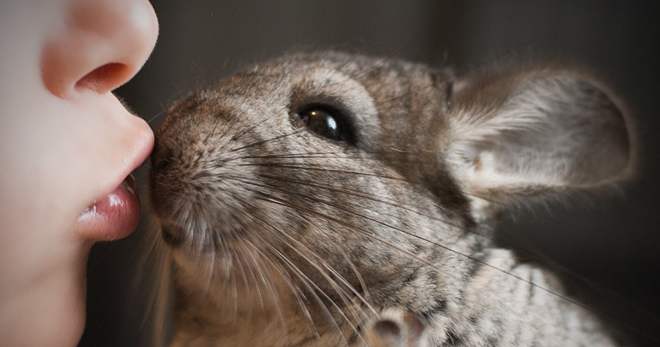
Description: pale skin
xmin=0 ymin=1 xmax=159 ymax=346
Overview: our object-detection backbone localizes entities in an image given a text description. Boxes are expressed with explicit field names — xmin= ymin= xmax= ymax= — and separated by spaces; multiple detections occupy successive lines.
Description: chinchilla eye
xmin=296 ymin=106 xmax=353 ymax=143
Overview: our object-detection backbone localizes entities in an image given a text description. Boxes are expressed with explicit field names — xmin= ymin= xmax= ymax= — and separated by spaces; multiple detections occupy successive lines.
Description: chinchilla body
xmin=149 ymin=52 xmax=632 ymax=346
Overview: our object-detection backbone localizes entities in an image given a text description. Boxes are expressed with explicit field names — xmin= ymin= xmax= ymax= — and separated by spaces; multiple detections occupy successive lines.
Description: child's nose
xmin=41 ymin=0 xmax=159 ymax=99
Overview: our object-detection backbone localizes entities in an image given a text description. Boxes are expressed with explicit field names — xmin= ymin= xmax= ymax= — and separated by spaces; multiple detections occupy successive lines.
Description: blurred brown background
xmin=79 ymin=1 xmax=660 ymax=346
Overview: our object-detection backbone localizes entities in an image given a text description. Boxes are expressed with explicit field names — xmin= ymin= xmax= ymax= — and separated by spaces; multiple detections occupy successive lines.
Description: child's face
xmin=0 ymin=0 xmax=158 ymax=345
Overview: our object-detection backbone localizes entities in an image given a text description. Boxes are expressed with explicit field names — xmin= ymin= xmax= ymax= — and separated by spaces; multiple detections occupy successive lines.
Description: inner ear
xmin=447 ymin=69 xmax=632 ymax=201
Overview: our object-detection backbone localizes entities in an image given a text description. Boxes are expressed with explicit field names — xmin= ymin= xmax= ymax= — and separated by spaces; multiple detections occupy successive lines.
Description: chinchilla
xmin=149 ymin=51 xmax=635 ymax=346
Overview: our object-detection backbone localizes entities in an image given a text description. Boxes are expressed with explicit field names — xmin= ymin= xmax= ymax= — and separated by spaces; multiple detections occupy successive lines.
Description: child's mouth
xmin=76 ymin=174 xmax=140 ymax=241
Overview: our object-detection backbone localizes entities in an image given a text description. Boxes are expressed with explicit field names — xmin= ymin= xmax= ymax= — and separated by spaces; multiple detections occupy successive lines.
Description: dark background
xmin=79 ymin=1 xmax=660 ymax=346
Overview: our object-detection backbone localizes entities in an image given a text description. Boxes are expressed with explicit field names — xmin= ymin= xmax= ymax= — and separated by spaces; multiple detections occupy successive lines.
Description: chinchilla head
xmin=149 ymin=51 xmax=632 ymax=344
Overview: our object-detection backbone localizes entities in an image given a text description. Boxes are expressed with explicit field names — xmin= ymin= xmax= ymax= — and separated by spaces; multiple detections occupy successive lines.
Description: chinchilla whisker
xmin=253 ymin=191 xmax=439 ymax=270
xmin=277 ymin=220 xmax=378 ymax=318
xmin=231 ymin=196 xmax=337 ymax=340
xmin=227 ymin=176 xmax=472 ymax=249
xmin=289 ymin=244 xmax=367 ymax=331
xmin=237 ymin=236 xmax=287 ymax=326
xmin=246 ymin=240 xmax=299 ymax=340
xmin=254 ymin=190 xmax=603 ymax=316
xmin=230 ymin=121 xmax=262 ymax=142
xmin=146 ymin=110 xmax=166 ymax=124
xmin=270 ymin=193 xmax=660 ymax=343
xmin=207 ymin=151 xmax=364 ymax=168
xmin=179 ymin=213 xmax=195 ymax=254
xmin=272 ymin=250 xmax=360 ymax=347
xmin=205 ymin=227 xmax=238 ymax=318
xmin=228 ymin=246 xmax=240 ymax=322
xmin=253 ymin=173 xmax=465 ymax=230
xmin=202 ymin=118 xmax=224 ymax=146
xmin=229 ymin=148 xmax=516 ymax=214
xmin=239 ymin=152 xmax=367 ymax=161
xmin=238 ymin=162 xmax=413 ymax=183
xmin=233 ymin=247 xmax=254 ymax=311
xmin=193 ymin=220 xmax=217 ymax=300
xmin=195 ymin=210 xmax=209 ymax=255
xmin=272 ymin=251 xmax=346 ymax=340
xmin=230 ymin=129 xmax=304 ymax=153
xmin=240 ymin=160 xmax=516 ymax=210
xmin=251 ymin=196 xmax=422 ymax=346
xmin=266 ymin=260 xmax=322 ymax=340
xmin=236 ymin=241 xmax=268 ymax=314
xmin=200 ymin=253 xmax=217 ymax=302
xmin=341 ymin=252 xmax=371 ymax=305
xmin=233 ymin=193 xmax=378 ymax=318
xmin=238 ymin=146 xmax=439 ymax=162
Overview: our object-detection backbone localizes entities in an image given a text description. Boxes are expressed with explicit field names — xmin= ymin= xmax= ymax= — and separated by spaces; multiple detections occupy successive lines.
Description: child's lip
xmin=73 ymin=114 xmax=154 ymax=241
xmin=75 ymin=174 xmax=141 ymax=241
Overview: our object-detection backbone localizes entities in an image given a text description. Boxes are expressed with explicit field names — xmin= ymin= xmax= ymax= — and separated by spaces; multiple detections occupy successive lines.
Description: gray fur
xmin=149 ymin=52 xmax=632 ymax=346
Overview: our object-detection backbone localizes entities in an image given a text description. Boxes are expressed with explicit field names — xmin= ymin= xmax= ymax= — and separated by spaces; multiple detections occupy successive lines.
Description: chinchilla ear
xmin=445 ymin=65 xmax=634 ymax=216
